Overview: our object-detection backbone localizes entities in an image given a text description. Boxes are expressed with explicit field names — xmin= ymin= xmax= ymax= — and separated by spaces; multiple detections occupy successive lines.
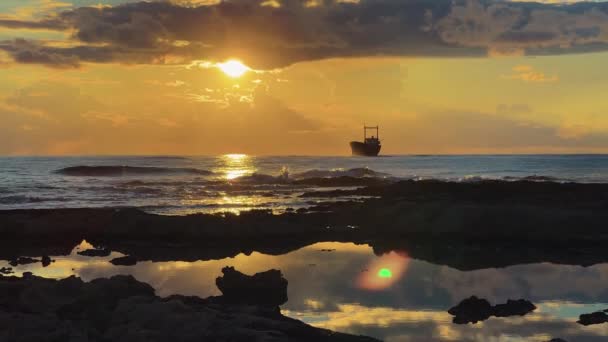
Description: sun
xmin=217 ymin=60 xmax=250 ymax=78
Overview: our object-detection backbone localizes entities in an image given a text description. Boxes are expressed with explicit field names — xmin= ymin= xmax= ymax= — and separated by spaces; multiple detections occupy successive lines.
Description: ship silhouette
xmin=350 ymin=126 xmax=381 ymax=156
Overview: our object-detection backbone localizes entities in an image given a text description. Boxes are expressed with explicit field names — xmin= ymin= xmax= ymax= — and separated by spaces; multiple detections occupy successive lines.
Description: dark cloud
xmin=0 ymin=39 xmax=80 ymax=68
xmin=0 ymin=38 xmax=161 ymax=68
xmin=0 ymin=18 xmax=68 ymax=30
xmin=1 ymin=0 xmax=608 ymax=68
xmin=496 ymin=31 xmax=557 ymax=44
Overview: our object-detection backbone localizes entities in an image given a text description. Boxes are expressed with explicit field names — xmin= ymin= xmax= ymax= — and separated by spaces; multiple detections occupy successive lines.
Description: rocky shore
xmin=0 ymin=268 xmax=378 ymax=342
xmin=1 ymin=180 xmax=608 ymax=270
xmin=2 ymin=179 xmax=607 ymax=341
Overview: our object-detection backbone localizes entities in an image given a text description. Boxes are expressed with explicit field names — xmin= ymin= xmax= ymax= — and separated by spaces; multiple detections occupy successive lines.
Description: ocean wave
xmin=292 ymin=167 xmax=390 ymax=179
xmin=457 ymin=175 xmax=497 ymax=183
xmin=232 ymin=167 xmax=389 ymax=185
xmin=0 ymin=195 xmax=69 ymax=204
xmin=231 ymin=173 xmax=290 ymax=184
xmin=226 ymin=168 xmax=391 ymax=187
xmin=55 ymin=166 xmax=213 ymax=177
xmin=140 ymin=156 xmax=190 ymax=160
xmin=458 ymin=175 xmax=563 ymax=183
xmin=506 ymin=175 xmax=560 ymax=182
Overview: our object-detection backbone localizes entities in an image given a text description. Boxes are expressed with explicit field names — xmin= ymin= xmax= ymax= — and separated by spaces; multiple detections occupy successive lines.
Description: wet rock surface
xmin=577 ymin=309 xmax=608 ymax=326
xmin=448 ymin=296 xmax=536 ymax=324
xmin=0 ymin=271 xmax=379 ymax=342
xmin=2 ymin=180 xmax=608 ymax=270
xmin=493 ymin=299 xmax=537 ymax=317
xmin=41 ymin=255 xmax=52 ymax=267
xmin=215 ymin=266 xmax=288 ymax=307
xmin=448 ymin=296 xmax=493 ymax=324
xmin=109 ymin=255 xmax=137 ymax=266
xmin=77 ymin=248 xmax=111 ymax=257
xmin=9 ymin=257 xmax=40 ymax=267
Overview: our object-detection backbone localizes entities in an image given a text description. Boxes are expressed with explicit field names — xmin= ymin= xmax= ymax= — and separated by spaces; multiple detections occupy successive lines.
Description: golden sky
xmin=1 ymin=0 xmax=608 ymax=155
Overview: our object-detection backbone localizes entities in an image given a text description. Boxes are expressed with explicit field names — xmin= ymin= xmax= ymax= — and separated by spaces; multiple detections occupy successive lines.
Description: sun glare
xmin=220 ymin=153 xmax=254 ymax=180
xmin=217 ymin=60 xmax=250 ymax=78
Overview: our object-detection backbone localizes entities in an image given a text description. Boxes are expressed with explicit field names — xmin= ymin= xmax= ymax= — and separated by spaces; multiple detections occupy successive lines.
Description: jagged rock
xmin=77 ymin=248 xmax=111 ymax=257
xmin=578 ymin=310 xmax=608 ymax=326
xmin=448 ymin=297 xmax=536 ymax=324
xmin=448 ymin=296 xmax=493 ymax=324
xmin=493 ymin=299 xmax=536 ymax=317
xmin=9 ymin=257 xmax=40 ymax=267
xmin=109 ymin=255 xmax=137 ymax=266
xmin=41 ymin=255 xmax=52 ymax=267
xmin=0 ymin=270 xmax=378 ymax=342
xmin=216 ymin=266 xmax=288 ymax=307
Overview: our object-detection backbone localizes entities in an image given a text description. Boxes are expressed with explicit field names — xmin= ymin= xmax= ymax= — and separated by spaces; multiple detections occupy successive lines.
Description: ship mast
xmin=363 ymin=125 xmax=379 ymax=141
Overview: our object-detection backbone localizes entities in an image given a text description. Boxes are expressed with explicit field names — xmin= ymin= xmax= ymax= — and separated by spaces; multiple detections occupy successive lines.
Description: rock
xmin=448 ymin=297 xmax=536 ymax=324
xmin=0 ymin=269 xmax=378 ymax=342
xmin=9 ymin=257 xmax=40 ymax=267
xmin=77 ymin=248 xmax=111 ymax=257
xmin=41 ymin=255 xmax=52 ymax=267
xmin=448 ymin=296 xmax=493 ymax=324
xmin=216 ymin=266 xmax=288 ymax=307
xmin=6 ymin=177 xmax=608 ymax=271
xmin=493 ymin=299 xmax=536 ymax=317
xmin=0 ymin=267 xmax=13 ymax=274
xmin=109 ymin=255 xmax=137 ymax=266
xmin=578 ymin=310 xmax=608 ymax=326
xmin=546 ymin=339 xmax=568 ymax=342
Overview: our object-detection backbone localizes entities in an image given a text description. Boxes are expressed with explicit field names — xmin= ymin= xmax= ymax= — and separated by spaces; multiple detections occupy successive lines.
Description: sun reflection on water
xmin=219 ymin=154 xmax=255 ymax=180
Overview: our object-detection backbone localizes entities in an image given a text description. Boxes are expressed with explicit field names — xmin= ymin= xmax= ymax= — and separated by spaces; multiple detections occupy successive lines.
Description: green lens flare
xmin=377 ymin=268 xmax=392 ymax=278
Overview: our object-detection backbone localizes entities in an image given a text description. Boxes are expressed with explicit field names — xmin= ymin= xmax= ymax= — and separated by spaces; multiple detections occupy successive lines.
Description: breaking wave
xmin=55 ymin=166 xmax=213 ymax=177
xmin=292 ymin=167 xmax=390 ymax=179
xmin=457 ymin=174 xmax=564 ymax=183
xmin=505 ymin=175 xmax=560 ymax=182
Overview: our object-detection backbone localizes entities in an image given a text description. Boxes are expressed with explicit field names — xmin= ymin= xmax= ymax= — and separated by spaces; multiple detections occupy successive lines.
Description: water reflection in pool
xmin=3 ymin=241 xmax=608 ymax=341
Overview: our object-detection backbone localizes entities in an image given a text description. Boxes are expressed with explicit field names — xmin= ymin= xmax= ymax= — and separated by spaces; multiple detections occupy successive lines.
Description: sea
xmin=1 ymin=154 xmax=608 ymax=214
xmin=2 ymin=154 xmax=608 ymax=341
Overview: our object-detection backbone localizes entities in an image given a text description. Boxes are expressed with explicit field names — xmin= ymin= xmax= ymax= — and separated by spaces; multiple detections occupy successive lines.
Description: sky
xmin=1 ymin=0 xmax=608 ymax=155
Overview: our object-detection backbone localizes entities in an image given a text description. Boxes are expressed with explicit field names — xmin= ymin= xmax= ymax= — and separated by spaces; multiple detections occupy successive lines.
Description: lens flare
xmin=378 ymin=268 xmax=392 ymax=278
xmin=357 ymin=251 xmax=409 ymax=291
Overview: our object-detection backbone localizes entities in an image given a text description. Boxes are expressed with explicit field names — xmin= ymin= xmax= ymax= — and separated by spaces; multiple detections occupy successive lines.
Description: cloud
xmin=0 ymin=78 xmax=328 ymax=155
xmin=0 ymin=0 xmax=607 ymax=68
xmin=0 ymin=18 xmax=68 ymax=30
xmin=503 ymin=65 xmax=558 ymax=83
xmin=436 ymin=0 xmax=608 ymax=54
xmin=0 ymin=38 xmax=80 ymax=68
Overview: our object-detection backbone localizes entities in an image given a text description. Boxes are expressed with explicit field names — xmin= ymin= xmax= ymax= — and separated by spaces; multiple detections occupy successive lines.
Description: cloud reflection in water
xmin=3 ymin=241 xmax=608 ymax=341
